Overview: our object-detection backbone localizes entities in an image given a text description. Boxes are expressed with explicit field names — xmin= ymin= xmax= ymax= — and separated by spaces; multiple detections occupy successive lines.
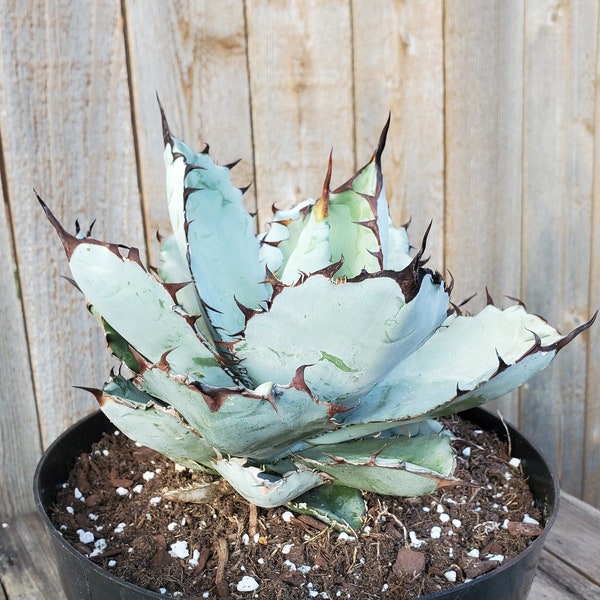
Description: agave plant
xmin=40 ymin=108 xmax=594 ymax=531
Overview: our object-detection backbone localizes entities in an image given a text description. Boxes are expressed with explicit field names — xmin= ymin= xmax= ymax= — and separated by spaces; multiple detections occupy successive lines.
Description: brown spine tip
xmin=224 ymin=158 xmax=242 ymax=170
xmin=375 ymin=113 xmax=391 ymax=167
xmin=445 ymin=270 xmax=455 ymax=295
xmin=288 ymin=364 xmax=316 ymax=398
xmin=554 ymin=310 xmax=598 ymax=352
xmin=189 ymin=381 xmax=230 ymax=413
xmin=36 ymin=192 xmax=80 ymax=259
xmin=156 ymin=94 xmax=173 ymax=147
xmin=73 ymin=385 xmax=104 ymax=405
xmin=494 ymin=349 xmax=511 ymax=373
xmin=504 ymin=295 xmax=526 ymax=309
xmin=314 ymin=151 xmax=333 ymax=222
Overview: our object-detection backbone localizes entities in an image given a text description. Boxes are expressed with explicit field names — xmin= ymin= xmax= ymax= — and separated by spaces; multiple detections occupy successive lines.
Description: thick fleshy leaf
xmin=259 ymin=199 xmax=316 ymax=276
xmin=385 ymin=222 xmax=412 ymax=270
xmin=237 ymin=272 xmax=449 ymax=405
xmin=95 ymin=376 xmax=215 ymax=469
xmin=260 ymin=121 xmax=394 ymax=283
xmin=71 ymin=243 xmax=233 ymax=385
xmin=296 ymin=434 xmax=457 ymax=496
xmin=213 ymin=457 xmax=328 ymax=508
xmin=311 ymin=304 xmax=596 ymax=444
xmin=277 ymin=207 xmax=333 ymax=285
xmin=40 ymin=199 xmax=234 ymax=386
xmin=164 ymin=135 xmax=271 ymax=342
xmin=157 ymin=233 xmax=206 ymax=325
xmin=287 ymin=484 xmax=366 ymax=533
xmin=138 ymin=366 xmax=339 ymax=461
xmin=160 ymin=117 xmax=214 ymax=342
xmin=326 ymin=146 xmax=387 ymax=278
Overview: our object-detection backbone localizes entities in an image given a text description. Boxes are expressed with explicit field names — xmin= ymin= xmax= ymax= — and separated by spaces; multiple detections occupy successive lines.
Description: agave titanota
xmin=40 ymin=107 xmax=595 ymax=531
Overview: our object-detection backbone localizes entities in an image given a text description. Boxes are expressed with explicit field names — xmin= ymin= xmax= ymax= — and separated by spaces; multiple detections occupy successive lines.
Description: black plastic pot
xmin=34 ymin=407 xmax=558 ymax=599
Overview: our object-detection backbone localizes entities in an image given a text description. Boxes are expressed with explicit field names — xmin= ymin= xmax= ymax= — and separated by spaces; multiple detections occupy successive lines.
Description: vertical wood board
xmin=0 ymin=513 xmax=66 ymax=599
xmin=583 ymin=2 xmax=600 ymax=507
xmin=520 ymin=0 xmax=597 ymax=495
xmin=0 ymin=1 xmax=144 ymax=446
xmin=443 ymin=0 xmax=525 ymax=424
xmin=246 ymin=0 xmax=355 ymax=227
xmin=352 ymin=0 xmax=445 ymax=266
xmin=0 ymin=188 xmax=40 ymax=518
xmin=124 ymin=0 xmax=255 ymax=263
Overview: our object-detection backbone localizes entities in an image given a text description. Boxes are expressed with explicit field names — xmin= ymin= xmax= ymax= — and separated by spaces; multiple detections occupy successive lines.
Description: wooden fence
xmin=1 ymin=0 xmax=599 ymax=521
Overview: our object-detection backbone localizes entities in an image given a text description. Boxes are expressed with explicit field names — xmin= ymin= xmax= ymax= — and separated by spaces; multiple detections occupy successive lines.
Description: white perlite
xmin=76 ymin=529 xmax=94 ymax=544
xmin=114 ymin=522 xmax=126 ymax=534
xmin=89 ymin=538 xmax=107 ymax=557
xmin=523 ymin=514 xmax=540 ymax=525
xmin=169 ymin=540 xmax=189 ymax=559
xmin=236 ymin=575 xmax=259 ymax=592
xmin=444 ymin=570 xmax=457 ymax=582
xmin=188 ymin=549 xmax=201 ymax=568
xmin=409 ymin=531 xmax=426 ymax=548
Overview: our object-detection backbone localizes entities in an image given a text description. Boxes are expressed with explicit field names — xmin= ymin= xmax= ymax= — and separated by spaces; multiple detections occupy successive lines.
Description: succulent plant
xmin=40 ymin=108 xmax=595 ymax=531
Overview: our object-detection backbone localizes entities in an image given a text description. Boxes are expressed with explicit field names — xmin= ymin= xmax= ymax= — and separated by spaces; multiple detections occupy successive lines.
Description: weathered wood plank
xmin=124 ymin=0 xmax=255 ymax=261
xmin=544 ymin=493 xmax=600 ymax=586
xmin=520 ymin=0 xmax=597 ymax=497
xmin=0 ymin=514 xmax=66 ymax=600
xmin=352 ymin=0 xmax=445 ymax=267
xmin=534 ymin=551 xmax=600 ymax=599
xmin=443 ymin=0 xmax=525 ymax=424
xmin=246 ymin=0 xmax=355 ymax=228
xmin=0 ymin=1 xmax=144 ymax=448
xmin=583 ymin=3 xmax=600 ymax=508
xmin=0 ymin=183 xmax=40 ymax=518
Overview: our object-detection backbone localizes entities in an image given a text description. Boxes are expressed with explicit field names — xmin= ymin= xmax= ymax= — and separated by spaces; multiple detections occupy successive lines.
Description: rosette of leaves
xmin=40 ymin=108 xmax=595 ymax=532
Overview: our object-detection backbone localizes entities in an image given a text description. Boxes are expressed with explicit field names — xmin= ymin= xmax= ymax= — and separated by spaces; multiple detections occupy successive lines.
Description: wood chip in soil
xmin=50 ymin=414 xmax=544 ymax=599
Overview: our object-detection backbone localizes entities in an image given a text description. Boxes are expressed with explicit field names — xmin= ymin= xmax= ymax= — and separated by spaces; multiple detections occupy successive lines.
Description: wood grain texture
xmin=0 ymin=514 xmax=66 ymax=600
xmin=583 ymin=3 xmax=600 ymax=508
xmin=0 ymin=1 xmax=144 ymax=447
xmin=544 ymin=493 xmax=600 ymax=586
xmin=246 ymin=0 xmax=355 ymax=227
xmin=520 ymin=0 xmax=597 ymax=497
xmin=124 ymin=0 xmax=256 ymax=262
xmin=0 ymin=183 xmax=40 ymax=518
xmin=443 ymin=1 xmax=525 ymax=424
xmin=352 ymin=0 xmax=445 ymax=267
xmin=0 ymin=0 xmax=599 ymax=518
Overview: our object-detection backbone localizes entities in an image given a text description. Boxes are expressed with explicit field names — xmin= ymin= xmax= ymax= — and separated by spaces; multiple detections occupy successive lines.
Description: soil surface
xmin=51 ymin=414 xmax=544 ymax=599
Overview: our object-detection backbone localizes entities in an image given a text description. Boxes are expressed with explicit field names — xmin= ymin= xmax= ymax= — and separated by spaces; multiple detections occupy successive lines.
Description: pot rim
xmin=33 ymin=407 xmax=559 ymax=599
